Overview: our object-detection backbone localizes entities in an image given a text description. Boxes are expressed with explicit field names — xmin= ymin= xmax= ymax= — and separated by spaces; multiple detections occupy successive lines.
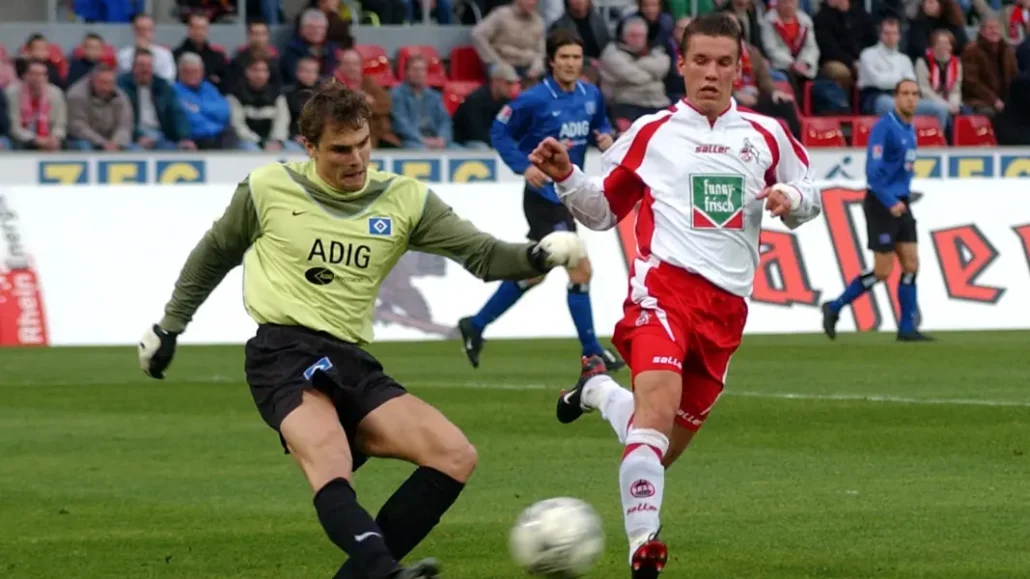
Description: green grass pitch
xmin=2 ymin=331 xmax=1029 ymax=578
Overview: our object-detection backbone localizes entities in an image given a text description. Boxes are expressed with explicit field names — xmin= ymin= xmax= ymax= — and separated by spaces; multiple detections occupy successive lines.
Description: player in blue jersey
xmin=457 ymin=28 xmax=626 ymax=371
xmin=822 ymin=79 xmax=933 ymax=341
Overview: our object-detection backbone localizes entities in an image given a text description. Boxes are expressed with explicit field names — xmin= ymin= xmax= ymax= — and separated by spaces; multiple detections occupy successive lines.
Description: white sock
xmin=620 ymin=428 xmax=669 ymax=563
xmin=582 ymin=375 xmax=635 ymax=443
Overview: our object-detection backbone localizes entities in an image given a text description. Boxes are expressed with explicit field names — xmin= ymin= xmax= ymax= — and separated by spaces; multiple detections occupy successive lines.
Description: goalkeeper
xmin=137 ymin=83 xmax=584 ymax=579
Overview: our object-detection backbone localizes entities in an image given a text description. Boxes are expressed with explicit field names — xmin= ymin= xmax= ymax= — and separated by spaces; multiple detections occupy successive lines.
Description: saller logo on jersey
xmin=690 ymin=174 xmax=745 ymax=230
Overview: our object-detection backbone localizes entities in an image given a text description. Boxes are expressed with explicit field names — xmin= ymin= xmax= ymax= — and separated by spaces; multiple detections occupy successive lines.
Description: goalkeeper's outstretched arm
xmin=408 ymin=190 xmax=552 ymax=282
xmin=159 ymin=179 xmax=261 ymax=333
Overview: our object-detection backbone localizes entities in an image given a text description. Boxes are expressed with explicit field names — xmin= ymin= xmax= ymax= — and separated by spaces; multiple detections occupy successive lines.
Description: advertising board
xmin=1 ymin=180 xmax=1028 ymax=347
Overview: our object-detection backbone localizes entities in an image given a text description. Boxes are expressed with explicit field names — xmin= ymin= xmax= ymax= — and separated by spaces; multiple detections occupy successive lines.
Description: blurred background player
xmin=457 ymin=28 xmax=625 ymax=372
xmin=137 ymin=84 xmax=585 ymax=579
xmin=822 ymin=79 xmax=933 ymax=342
xmin=533 ymin=13 xmax=822 ymax=579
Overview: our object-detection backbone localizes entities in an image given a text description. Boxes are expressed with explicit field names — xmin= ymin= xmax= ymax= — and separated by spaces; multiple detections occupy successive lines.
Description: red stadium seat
xmin=354 ymin=44 xmax=397 ymax=88
xmin=801 ymin=117 xmax=846 ymax=148
xmin=396 ymin=45 xmax=447 ymax=88
xmin=449 ymin=45 xmax=484 ymax=82
xmin=442 ymin=80 xmax=482 ymax=116
xmin=953 ymin=115 xmax=998 ymax=146
xmin=912 ymin=116 xmax=947 ymax=147
xmin=850 ymin=115 xmax=878 ymax=147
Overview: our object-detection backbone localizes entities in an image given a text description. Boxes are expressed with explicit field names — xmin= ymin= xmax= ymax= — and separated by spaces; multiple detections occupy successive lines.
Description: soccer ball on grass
xmin=509 ymin=497 xmax=605 ymax=577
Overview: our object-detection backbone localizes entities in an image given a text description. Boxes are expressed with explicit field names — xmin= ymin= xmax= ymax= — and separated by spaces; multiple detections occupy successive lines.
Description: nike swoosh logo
xmin=563 ymin=390 xmax=577 ymax=404
xmin=354 ymin=531 xmax=381 ymax=542
xmin=292 ymin=211 xmax=305 ymax=216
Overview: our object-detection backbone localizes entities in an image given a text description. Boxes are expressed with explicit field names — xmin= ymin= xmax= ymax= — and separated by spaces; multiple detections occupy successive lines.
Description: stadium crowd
xmin=2 ymin=0 xmax=1030 ymax=152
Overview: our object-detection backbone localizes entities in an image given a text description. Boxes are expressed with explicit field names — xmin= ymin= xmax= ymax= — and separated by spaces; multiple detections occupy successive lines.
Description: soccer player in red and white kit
xmin=530 ymin=13 xmax=822 ymax=578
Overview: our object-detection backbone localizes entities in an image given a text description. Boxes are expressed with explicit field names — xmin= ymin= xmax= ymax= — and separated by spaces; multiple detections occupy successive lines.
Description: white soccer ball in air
xmin=537 ymin=231 xmax=587 ymax=268
xmin=509 ymin=497 xmax=605 ymax=578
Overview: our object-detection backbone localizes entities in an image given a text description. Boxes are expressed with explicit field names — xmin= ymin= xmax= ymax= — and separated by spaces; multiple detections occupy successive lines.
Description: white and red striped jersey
xmin=554 ymin=98 xmax=822 ymax=298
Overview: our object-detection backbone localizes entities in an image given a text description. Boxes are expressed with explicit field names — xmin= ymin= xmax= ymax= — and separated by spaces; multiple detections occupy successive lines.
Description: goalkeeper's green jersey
xmin=160 ymin=160 xmax=540 ymax=345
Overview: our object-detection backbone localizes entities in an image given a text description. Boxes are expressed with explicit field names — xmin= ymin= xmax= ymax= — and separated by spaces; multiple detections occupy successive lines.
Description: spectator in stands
xmin=736 ymin=39 xmax=802 ymax=137
xmin=615 ymin=0 xmax=674 ymax=50
xmin=0 ymin=45 xmax=15 ymax=90
xmin=915 ymin=30 xmax=964 ymax=119
xmin=118 ymin=14 xmax=177 ymax=82
xmin=814 ymin=0 xmax=876 ymax=96
xmin=471 ymin=0 xmax=546 ymax=82
xmin=173 ymin=13 xmax=229 ymax=92
xmin=1006 ymin=0 xmax=1030 ymax=44
xmin=68 ymin=33 xmax=109 ymax=87
xmin=302 ymin=0 xmax=354 ymax=48
xmin=336 ymin=49 xmax=399 ymax=148
xmin=177 ymin=0 xmax=237 ymax=22
xmin=906 ymin=0 xmax=968 ymax=62
xmin=66 ymin=64 xmax=134 ymax=151
xmin=1019 ymin=19 xmax=1030 ymax=72
xmin=599 ymin=16 xmax=671 ymax=123
xmin=227 ymin=20 xmax=282 ymax=94
xmin=227 ymin=59 xmax=299 ymax=152
xmin=355 ymin=0 xmax=406 ymax=24
xmin=174 ymin=52 xmax=235 ymax=149
xmin=281 ymin=8 xmax=340 ymax=86
xmin=406 ymin=0 xmax=454 ymax=24
xmin=285 ymin=56 xmax=318 ymax=145
xmin=452 ymin=62 xmax=519 ymax=148
xmin=759 ymin=0 xmax=819 ymax=94
xmin=390 ymin=54 xmax=453 ymax=149
xmin=962 ymin=16 xmax=1018 ymax=117
xmin=16 ymin=34 xmax=65 ymax=90
xmin=993 ymin=71 xmax=1030 ymax=144
xmin=859 ymin=17 xmax=951 ymax=128
xmin=548 ymin=0 xmax=611 ymax=62
xmin=0 ymin=87 xmax=10 ymax=149
xmin=721 ymin=0 xmax=762 ymax=56
xmin=119 ymin=48 xmax=191 ymax=150
xmin=664 ymin=15 xmax=690 ymax=102
xmin=4 ymin=60 xmax=67 ymax=151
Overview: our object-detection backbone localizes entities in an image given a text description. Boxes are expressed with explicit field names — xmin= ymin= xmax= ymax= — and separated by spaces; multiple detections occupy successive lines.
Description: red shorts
xmin=611 ymin=259 xmax=748 ymax=431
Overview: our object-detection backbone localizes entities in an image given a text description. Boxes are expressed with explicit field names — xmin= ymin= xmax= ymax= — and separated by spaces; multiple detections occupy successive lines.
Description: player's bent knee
xmin=284 ymin=424 xmax=354 ymax=491
xmin=425 ymin=432 xmax=478 ymax=482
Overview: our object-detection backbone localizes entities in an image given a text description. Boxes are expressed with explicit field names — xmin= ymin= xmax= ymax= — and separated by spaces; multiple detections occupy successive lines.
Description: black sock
xmin=334 ymin=467 xmax=466 ymax=579
xmin=314 ymin=478 xmax=400 ymax=579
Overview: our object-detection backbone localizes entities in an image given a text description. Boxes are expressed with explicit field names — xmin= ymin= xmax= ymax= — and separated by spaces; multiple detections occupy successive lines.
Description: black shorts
xmin=524 ymin=186 xmax=577 ymax=242
xmin=244 ymin=324 xmax=407 ymax=469
xmin=864 ymin=192 xmax=917 ymax=252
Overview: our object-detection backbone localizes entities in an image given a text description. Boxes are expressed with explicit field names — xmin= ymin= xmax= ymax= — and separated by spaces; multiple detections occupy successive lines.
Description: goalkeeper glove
xmin=138 ymin=324 xmax=179 ymax=379
xmin=528 ymin=231 xmax=587 ymax=272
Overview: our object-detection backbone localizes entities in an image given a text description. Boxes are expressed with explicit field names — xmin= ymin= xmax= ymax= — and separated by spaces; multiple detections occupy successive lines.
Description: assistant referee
xmin=822 ymin=79 xmax=932 ymax=342
xmin=137 ymin=83 xmax=583 ymax=579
